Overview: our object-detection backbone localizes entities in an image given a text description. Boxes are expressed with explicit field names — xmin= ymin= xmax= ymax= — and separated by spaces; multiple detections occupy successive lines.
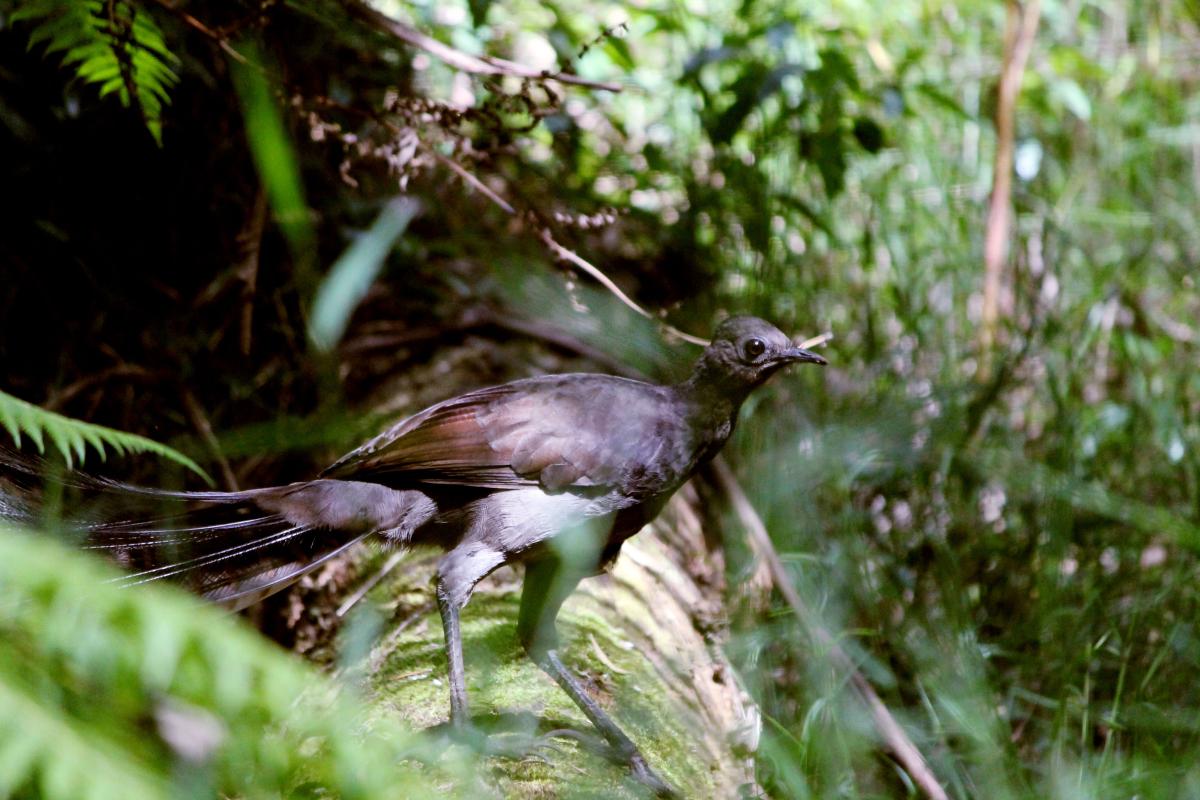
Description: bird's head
xmin=689 ymin=316 xmax=827 ymax=397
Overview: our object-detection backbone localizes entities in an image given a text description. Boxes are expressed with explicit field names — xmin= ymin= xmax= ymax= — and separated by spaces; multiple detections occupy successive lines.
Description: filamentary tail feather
xmin=0 ymin=446 xmax=436 ymax=608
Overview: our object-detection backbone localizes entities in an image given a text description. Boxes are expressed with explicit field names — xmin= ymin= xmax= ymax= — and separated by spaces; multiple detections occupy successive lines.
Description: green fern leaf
xmin=0 ymin=389 xmax=211 ymax=483
xmin=0 ymin=673 xmax=170 ymax=799
xmin=13 ymin=0 xmax=180 ymax=145
xmin=0 ymin=526 xmax=460 ymax=799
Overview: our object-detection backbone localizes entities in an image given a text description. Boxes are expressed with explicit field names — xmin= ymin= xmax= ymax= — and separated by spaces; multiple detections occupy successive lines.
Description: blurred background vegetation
xmin=2 ymin=0 xmax=1199 ymax=797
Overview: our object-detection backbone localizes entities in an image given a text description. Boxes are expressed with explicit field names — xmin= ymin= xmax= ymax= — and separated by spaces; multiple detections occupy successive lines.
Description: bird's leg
xmin=435 ymin=543 xmax=507 ymax=732
xmin=434 ymin=545 xmax=558 ymax=760
xmin=517 ymin=558 xmax=678 ymax=798
xmin=435 ymin=575 xmax=471 ymax=729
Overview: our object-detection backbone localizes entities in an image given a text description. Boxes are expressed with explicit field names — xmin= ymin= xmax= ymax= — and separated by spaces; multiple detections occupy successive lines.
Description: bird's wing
xmin=322 ymin=376 xmax=673 ymax=492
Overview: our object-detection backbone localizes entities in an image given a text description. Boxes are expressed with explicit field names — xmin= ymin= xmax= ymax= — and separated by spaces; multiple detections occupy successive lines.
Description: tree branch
xmin=422 ymin=146 xmax=708 ymax=346
xmin=537 ymin=230 xmax=710 ymax=347
xmin=980 ymin=0 xmax=1041 ymax=368
xmin=147 ymin=0 xmax=250 ymax=65
xmin=341 ymin=0 xmax=623 ymax=92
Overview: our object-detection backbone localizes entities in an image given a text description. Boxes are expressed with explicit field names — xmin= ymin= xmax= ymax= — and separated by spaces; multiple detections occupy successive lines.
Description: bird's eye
xmin=742 ymin=338 xmax=766 ymax=361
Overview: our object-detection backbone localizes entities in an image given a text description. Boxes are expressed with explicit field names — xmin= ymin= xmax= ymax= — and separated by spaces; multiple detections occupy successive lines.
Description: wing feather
xmin=322 ymin=375 xmax=675 ymax=492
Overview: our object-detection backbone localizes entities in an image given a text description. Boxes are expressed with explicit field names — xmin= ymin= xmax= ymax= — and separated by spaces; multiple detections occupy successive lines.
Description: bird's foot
xmin=429 ymin=718 xmax=564 ymax=764
xmin=430 ymin=719 xmax=678 ymax=796
xmin=477 ymin=729 xmax=566 ymax=763
xmin=540 ymin=729 xmax=677 ymax=798
xmin=625 ymin=751 xmax=679 ymax=799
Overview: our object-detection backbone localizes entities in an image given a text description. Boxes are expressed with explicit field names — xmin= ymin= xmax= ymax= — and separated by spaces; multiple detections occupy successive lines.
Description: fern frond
xmin=0 ymin=670 xmax=170 ymax=800
xmin=0 ymin=525 xmax=464 ymax=799
xmin=12 ymin=0 xmax=180 ymax=144
xmin=0 ymin=388 xmax=210 ymax=482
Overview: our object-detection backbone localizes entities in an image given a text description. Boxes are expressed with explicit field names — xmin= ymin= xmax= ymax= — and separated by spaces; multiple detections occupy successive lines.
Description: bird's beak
xmin=779 ymin=346 xmax=828 ymax=366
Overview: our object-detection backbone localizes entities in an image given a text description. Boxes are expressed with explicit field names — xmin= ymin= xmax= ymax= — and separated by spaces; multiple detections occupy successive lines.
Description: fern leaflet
xmin=0 ymin=388 xmax=210 ymax=482
xmin=0 ymin=526 xmax=454 ymax=799
xmin=13 ymin=0 xmax=180 ymax=144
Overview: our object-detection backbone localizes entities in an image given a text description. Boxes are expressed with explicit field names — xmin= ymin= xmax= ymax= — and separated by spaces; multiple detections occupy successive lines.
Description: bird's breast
xmin=463 ymin=488 xmax=615 ymax=559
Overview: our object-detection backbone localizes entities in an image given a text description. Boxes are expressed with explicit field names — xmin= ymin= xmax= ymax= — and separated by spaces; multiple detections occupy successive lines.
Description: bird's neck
xmin=676 ymin=364 xmax=751 ymax=436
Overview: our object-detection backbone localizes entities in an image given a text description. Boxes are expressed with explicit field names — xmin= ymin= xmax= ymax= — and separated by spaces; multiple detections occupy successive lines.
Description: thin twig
xmin=339 ymin=306 xmax=640 ymax=377
xmin=797 ymin=332 xmax=834 ymax=350
xmin=1143 ymin=303 xmax=1197 ymax=343
xmin=427 ymin=149 xmax=515 ymax=214
xmin=43 ymin=365 xmax=160 ymax=412
xmin=538 ymin=229 xmax=710 ymax=347
xmin=575 ymin=22 xmax=629 ymax=61
xmin=980 ymin=0 xmax=1041 ymax=367
xmin=422 ymin=143 xmax=709 ymax=346
xmin=336 ymin=549 xmax=406 ymax=617
xmin=180 ymin=388 xmax=238 ymax=491
xmin=709 ymin=457 xmax=949 ymax=800
xmin=588 ymin=632 xmax=631 ymax=675
xmin=234 ymin=190 xmax=267 ymax=355
xmin=147 ymin=0 xmax=250 ymax=65
xmin=307 ymin=98 xmax=762 ymax=351
xmin=341 ymin=0 xmax=622 ymax=92
xmin=302 ymin=94 xmax=704 ymax=344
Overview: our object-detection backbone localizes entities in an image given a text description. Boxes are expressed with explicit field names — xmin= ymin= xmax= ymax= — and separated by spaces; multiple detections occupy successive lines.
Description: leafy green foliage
xmin=694 ymin=3 xmax=1200 ymax=794
xmin=12 ymin=0 xmax=179 ymax=144
xmin=0 ymin=389 xmax=209 ymax=481
xmin=5 ymin=0 xmax=1200 ymax=797
xmin=0 ymin=524 xmax=468 ymax=799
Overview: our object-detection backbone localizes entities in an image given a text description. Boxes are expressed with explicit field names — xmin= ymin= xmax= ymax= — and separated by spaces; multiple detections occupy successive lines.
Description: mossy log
xmin=322 ymin=481 xmax=762 ymax=798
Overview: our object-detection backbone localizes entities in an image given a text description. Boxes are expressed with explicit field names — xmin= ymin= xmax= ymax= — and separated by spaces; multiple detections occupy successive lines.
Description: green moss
xmin=349 ymin=552 xmax=726 ymax=798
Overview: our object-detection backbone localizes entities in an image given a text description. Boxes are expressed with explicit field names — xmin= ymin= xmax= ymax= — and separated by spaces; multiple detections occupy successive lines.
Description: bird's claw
xmin=627 ymin=752 xmax=679 ymax=799
xmin=544 ymin=730 xmax=678 ymax=798
xmin=476 ymin=730 xmax=566 ymax=763
xmin=430 ymin=722 xmax=561 ymax=763
xmin=433 ymin=722 xmax=677 ymax=795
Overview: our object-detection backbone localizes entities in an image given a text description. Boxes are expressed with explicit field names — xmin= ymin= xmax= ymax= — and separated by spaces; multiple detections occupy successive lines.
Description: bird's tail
xmin=0 ymin=447 xmax=436 ymax=610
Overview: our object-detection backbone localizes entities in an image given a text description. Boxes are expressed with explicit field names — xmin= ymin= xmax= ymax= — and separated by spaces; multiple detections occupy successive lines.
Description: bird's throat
xmin=676 ymin=370 xmax=747 ymax=451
